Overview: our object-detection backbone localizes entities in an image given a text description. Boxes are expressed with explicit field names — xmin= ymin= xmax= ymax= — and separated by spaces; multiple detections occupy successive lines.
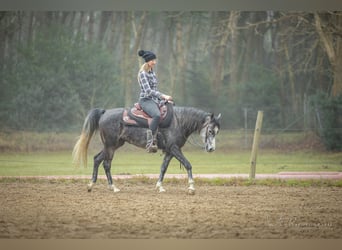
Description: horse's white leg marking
xmin=188 ymin=178 xmax=195 ymax=195
xmin=156 ymin=181 xmax=166 ymax=193
xmin=108 ymin=184 xmax=120 ymax=193
xmin=87 ymin=182 xmax=95 ymax=192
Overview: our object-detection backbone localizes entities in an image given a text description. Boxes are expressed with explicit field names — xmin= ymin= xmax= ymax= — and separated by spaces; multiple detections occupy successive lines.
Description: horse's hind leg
xmin=103 ymin=148 xmax=120 ymax=193
xmin=156 ymin=153 xmax=173 ymax=193
xmin=88 ymin=150 xmax=104 ymax=192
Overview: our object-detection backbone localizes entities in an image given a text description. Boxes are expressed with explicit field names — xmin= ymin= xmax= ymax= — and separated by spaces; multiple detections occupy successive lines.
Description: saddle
xmin=122 ymin=101 xmax=173 ymax=128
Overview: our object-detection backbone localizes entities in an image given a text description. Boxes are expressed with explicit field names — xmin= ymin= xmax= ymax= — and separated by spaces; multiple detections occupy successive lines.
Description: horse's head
xmin=201 ymin=113 xmax=221 ymax=152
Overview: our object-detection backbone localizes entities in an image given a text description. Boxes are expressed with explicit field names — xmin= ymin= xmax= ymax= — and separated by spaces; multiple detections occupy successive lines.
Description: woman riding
xmin=137 ymin=50 xmax=173 ymax=153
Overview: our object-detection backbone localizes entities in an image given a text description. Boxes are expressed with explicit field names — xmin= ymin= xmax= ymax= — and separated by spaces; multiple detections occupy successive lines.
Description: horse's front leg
xmin=171 ymin=146 xmax=195 ymax=195
xmin=156 ymin=153 xmax=173 ymax=193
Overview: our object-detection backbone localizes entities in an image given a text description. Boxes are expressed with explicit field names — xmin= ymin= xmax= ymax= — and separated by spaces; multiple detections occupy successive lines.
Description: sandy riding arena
xmin=0 ymin=178 xmax=341 ymax=238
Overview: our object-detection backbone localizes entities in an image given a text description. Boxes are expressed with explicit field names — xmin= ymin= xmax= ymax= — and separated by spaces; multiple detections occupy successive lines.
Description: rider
xmin=137 ymin=50 xmax=173 ymax=153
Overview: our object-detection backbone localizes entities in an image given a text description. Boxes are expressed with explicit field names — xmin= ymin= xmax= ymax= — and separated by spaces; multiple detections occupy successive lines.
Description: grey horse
xmin=72 ymin=103 xmax=221 ymax=194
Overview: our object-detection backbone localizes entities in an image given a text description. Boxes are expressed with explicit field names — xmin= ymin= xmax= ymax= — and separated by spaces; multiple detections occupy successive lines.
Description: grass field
xmin=0 ymin=148 xmax=341 ymax=176
xmin=0 ymin=130 xmax=341 ymax=176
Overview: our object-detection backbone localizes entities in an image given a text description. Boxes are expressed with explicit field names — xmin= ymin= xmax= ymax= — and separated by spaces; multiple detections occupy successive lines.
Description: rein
xmin=174 ymin=108 xmax=211 ymax=150
xmin=187 ymin=134 xmax=205 ymax=149
xmin=185 ymin=121 xmax=210 ymax=149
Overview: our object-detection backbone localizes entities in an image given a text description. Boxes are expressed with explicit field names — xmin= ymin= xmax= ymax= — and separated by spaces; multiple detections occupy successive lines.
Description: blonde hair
xmin=137 ymin=63 xmax=150 ymax=81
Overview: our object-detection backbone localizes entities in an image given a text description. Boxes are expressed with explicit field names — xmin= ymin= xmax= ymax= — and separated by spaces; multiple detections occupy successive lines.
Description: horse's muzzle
xmin=206 ymin=145 xmax=215 ymax=152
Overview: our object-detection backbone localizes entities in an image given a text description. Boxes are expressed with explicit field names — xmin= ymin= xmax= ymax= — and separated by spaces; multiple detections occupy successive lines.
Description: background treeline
xmin=0 ymin=11 xmax=341 ymax=150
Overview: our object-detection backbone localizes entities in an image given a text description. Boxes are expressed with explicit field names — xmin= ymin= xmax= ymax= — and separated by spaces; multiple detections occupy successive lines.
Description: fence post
xmin=249 ymin=110 xmax=264 ymax=179
xmin=244 ymin=107 xmax=248 ymax=148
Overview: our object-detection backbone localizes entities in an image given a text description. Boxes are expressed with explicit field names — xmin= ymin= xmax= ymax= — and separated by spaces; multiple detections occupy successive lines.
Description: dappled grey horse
xmin=72 ymin=103 xmax=221 ymax=194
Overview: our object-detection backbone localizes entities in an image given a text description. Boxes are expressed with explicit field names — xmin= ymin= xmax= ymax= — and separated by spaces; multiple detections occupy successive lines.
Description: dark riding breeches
xmin=139 ymin=98 xmax=161 ymax=135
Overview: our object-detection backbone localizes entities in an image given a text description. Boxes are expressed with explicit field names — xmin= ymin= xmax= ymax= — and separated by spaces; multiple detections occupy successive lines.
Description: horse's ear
xmin=216 ymin=113 xmax=221 ymax=120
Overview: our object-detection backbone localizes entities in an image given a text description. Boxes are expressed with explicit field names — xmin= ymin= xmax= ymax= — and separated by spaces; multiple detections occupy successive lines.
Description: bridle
xmin=185 ymin=120 xmax=213 ymax=149
xmin=183 ymin=113 xmax=220 ymax=150
xmin=202 ymin=119 xmax=219 ymax=152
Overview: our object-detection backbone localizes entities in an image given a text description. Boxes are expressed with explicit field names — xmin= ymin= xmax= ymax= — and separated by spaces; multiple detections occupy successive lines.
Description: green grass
xmin=0 ymin=130 xmax=341 ymax=176
xmin=0 ymin=148 xmax=341 ymax=176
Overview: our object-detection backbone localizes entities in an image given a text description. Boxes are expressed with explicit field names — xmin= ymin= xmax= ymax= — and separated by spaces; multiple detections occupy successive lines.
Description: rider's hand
xmin=162 ymin=94 xmax=173 ymax=101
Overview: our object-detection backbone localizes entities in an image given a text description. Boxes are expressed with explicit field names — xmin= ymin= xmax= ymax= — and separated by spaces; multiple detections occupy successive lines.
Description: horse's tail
xmin=72 ymin=108 xmax=106 ymax=168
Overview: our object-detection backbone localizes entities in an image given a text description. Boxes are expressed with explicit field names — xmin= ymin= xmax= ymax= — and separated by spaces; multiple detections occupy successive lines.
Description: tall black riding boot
xmin=146 ymin=129 xmax=158 ymax=153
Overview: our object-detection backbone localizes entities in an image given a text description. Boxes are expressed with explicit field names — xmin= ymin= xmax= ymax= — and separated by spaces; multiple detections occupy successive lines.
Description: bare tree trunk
xmin=314 ymin=12 xmax=342 ymax=97
xmin=27 ymin=11 xmax=35 ymax=46
xmin=107 ymin=12 xmax=118 ymax=51
xmin=332 ymin=40 xmax=342 ymax=96
xmin=75 ymin=11 xmax=85 ymax=38
xmin=68 ymin=11 xmax=76 ymax=28
xmin=0 ymin=12 xmax=8 ymax=70
xmin=131 ymin=11 xmax=146 ymax=55
xmin=175 ymin=15 xmax=186 ymax=100
xmin=284 ymin=43 xmax=298 ymax=115
xmin=122 ymin=12 xmax=132 ymax=107
xmin=88 ymin=12 xmax=95 ymax=43
xmin=3 ymin=12 xmax=17 ymax=68
xmin=61 ymin=12 xmax=69 ymax=25
xmin=130 ymin=12 xmax=147 ymax=99
xmin=278 ymin=61 xmax=288 ymax=127
xmin=211 ymin=11 xmax=240 ymax=100
xmin=98 ymin=11 xmax=112 ymax=44
xmin=228 ymin=11 xmax=240 ymax=101
xmin=212 ymin=12 xmax=229 ymax=96
xmin=45 ymin=12 xmax=53 ymax=26
xmin=166 ymin=16 xmax=177 ymax=98
xmin=240 ymin=13 xmax=256 ymax=85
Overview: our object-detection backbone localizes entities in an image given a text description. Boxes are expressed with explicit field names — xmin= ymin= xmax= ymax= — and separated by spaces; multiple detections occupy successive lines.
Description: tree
xmin=98 ymin=11 xmax=112 ymax=44
xmin=314 ymin=12 xmax=342 ymax=97
xmin=0 ymin=11 xmax=341 ymax=135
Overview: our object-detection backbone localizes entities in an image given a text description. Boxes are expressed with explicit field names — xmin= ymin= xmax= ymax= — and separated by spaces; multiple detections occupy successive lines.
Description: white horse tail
xmin=72 ymin=108 xmax=105 ymax=168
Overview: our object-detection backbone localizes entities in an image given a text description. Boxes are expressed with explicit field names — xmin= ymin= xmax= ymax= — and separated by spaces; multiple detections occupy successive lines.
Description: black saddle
xmin=122 ymin=101 xmax=174 ymax=128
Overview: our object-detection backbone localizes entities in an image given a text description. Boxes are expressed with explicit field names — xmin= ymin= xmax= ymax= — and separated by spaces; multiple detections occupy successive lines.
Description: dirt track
xmin=0 ymin=179 xmax=341 ymax=238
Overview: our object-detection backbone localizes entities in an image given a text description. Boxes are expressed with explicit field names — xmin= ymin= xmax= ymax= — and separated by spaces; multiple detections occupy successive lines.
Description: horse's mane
xmin=173 ymin=106 xmax=209 ymax=136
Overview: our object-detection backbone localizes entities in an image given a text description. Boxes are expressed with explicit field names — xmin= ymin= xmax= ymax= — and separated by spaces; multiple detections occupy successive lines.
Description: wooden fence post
xmin=249 ymin=111 xmax=264 ymax=179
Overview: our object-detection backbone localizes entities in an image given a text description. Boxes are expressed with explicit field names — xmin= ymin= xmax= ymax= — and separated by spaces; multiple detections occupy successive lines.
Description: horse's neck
xmin=175 ymin=107 xmax=207 ymax=135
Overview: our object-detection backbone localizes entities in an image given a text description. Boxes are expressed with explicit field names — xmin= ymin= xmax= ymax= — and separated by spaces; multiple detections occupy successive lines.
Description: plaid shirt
xmin=138 ymin=70 xmax=163 ymax=104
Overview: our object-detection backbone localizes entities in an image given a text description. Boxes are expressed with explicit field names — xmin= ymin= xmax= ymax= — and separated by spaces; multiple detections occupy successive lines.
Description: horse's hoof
xmin=156 ymin=182 xmax=166 ymax=193
xmin=109 ymin=185 xmax=120 ymax=193
xmin=156 ymin=185 xmax=166 ymax=193
xmin=87 ymin=182 xmax=95 ymax=192
xmin=188 ymin=188 xmax=195 ymax=195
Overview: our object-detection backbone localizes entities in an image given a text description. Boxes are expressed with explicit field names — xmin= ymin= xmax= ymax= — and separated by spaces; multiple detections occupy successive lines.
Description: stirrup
xmin=146 ymin=141 xmax=158 ymax=153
